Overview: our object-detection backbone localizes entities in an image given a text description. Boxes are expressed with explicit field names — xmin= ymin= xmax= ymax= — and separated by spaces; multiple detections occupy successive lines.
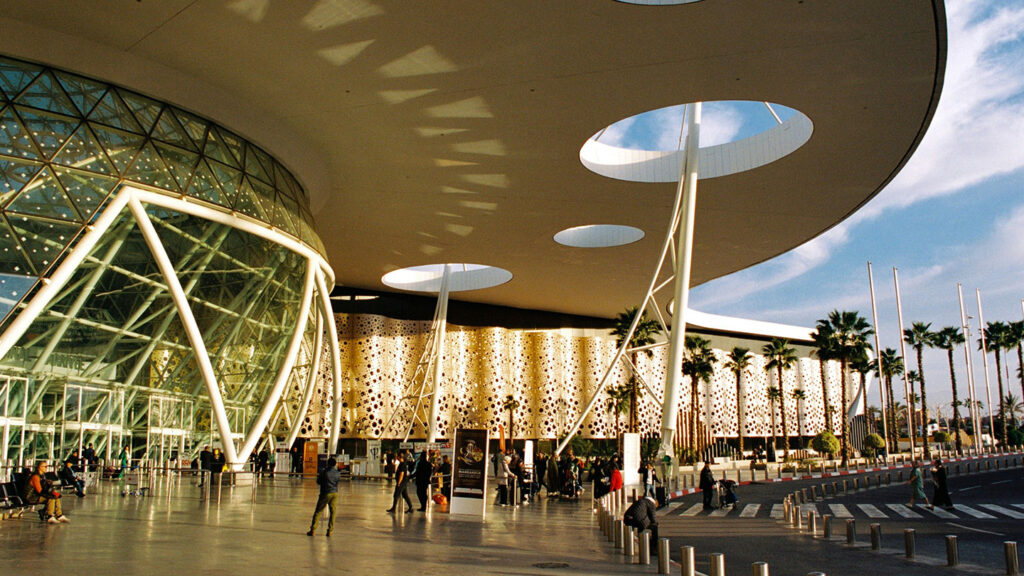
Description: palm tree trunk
xmin=840 ymin=360 xmax=849 ymax=465
xmin=996 ymin=351 xmax=1007 ymax=442
xmin=1017 ymin=344 xmax=1024 ymax=401
xmin=735 ymin=370 xmax=744 ymax=453
xmin=947 ymin=350 xmax=962 ymax=453
xmin=769 ymin=400 xmax=777 ymax=456
xmin=917 ymin=348 xmax=930 ymax=458
xmin=886 ymin=375 xmax=898 ymax=450
xmin=778 ymin=367 xmax=789 ymax=460
xmin=819 ymin=360 xmax=832 ymax=433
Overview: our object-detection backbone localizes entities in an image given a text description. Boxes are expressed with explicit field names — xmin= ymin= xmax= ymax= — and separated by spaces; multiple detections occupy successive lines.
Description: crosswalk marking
xmin=857 ymin=504 xmax=888 ymax=518
xmin=886 ymin=504 xmax=923 ymax=518
xmin=828 ymin=504 xmax=852 ymax=518
xmin=680 ymin=503 xmax=704 ymax=516
xmin=709 ymin=506 xmax=732 ymax=517
xmin=770 ymin=504 xmax=785 ymax=519
xmin=954 ymin=504 xmax=996 ymax=519
xmin=657 ymin=501 xmax=685 ymax=516
xmin=978 ymin=504 xmax=1024 ymax=519
xmin=739 ymin=504 xmax=760 ymax=518
xmin=926 ymin=506 xmax=958 ymax=519
xmin=800 ymin=503 xmax=818 ymax=517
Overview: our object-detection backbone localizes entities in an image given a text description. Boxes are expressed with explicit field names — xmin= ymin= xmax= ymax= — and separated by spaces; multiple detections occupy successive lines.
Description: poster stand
xmin=450 ymin=428 xmax=490 ymax=519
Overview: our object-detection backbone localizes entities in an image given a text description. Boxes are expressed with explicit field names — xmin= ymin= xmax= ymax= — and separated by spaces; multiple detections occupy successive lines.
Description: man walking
xmin=387 ymin=451 xmax=415 ymax=513
xmin=699 ymin=461 xmax=716 ymax=509
xmin=307 ymin=457 xmax=342 ymax=536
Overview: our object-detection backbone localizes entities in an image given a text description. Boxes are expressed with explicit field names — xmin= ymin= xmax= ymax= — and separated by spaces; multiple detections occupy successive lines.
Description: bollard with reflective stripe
xmin=870 ymin=523 xmax=881 ymax=550
xmin=1007 ymin=541 xmax=1019 ymax=575
xmin=946 ymin=535 xmax=959 ymax=567
xmin=657 ymin=538 xmax=670 ymax=574
xmin=823 ymin=515 xmax=833 ymax=539
xmin=846 ymin=519 xmax=856 ymax=545
xmin=639 ymin=532 xmax=651 ymax=565
xmin=905 ymin=529 xmax=916 ymax=559
xmin=751 ymin=561 xmax=769 ymax=576
xmin=681 ymin=546 xmax=696 ymax=576
xmin=709 ymin=553 xmax=726 ymax=576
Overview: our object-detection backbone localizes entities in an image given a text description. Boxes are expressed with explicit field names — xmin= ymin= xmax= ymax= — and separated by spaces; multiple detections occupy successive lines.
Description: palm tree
xmin=982 ymin=321 xmax=1011 ymax=442
xmin=816 ymin=310 xmax=874 ymax=464
xmin=766 ymin=385 xmax=781 ymax=456
xmin=792 ymin=388 xmax=807 ymax=448
xmin=850 ymin=354 xmax=874 ymax=433
xmin=682 ymin=335 xmax=716 ymax=450
xmin=611 ymin=306 xmax=663 ymax=433
xmin=605 ymin=384 xmax=630 ymax=439
xmin=811 ymin=325 xmax=836 ymax=433
xmin=933 ymin=326 xmax=965 ymax=453
xmin=1003 ymin=393 xmax=1024 ymax=429
xmin=875 ymin=347 xmax=904 ymax=450
xmin=1008 ymin=320 xmax=1024 ymax=401
xmin=724 ymin=347 xmax=752 ymax=453
xmin=904 ymin=321 xmax=935 ymax=457
xmin=763 ymin=338 xmax=798 ymax=460
xmin=502 ymin=394 xmax=521 ymax=448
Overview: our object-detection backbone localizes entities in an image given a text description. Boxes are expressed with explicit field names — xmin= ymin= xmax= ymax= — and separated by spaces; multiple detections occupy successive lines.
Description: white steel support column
xmin=867 ymin=262 xmax=889 ymax=453
xmin=893 ymin=268 xmax=915 ymax=454
xmin=237 ymin=260 xmax=316 ymax=466
xmin=316 ymin=268 xmax=344 ymax=453
xmin=127 ymin=196 xmax=239 ymax=466
xmin=958 ymin=284 xmax=982 ymax=447
xmin=427 ymin=264 xmax=452 ymax=443
xmin=285 ymin=311 xmax=324 ymax=449
xmin=659 ymin=101 xmax=701 ymax=460
xmin=976 ymin=289 xmax=996 ymax=442
xmin=0 ymin=191 xmax=131 ymax=360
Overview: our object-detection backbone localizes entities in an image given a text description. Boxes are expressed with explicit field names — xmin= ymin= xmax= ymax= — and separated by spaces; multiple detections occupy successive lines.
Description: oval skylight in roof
xmin=554 ymin=225 xmax=645 ymax=248
xmin=580 ymin=100 xmax=812 ymax=182
xmin=381 ymin=263 xmax=512 ymax=293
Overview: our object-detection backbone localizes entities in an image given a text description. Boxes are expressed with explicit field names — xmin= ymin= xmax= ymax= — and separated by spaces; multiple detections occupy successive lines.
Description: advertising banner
xmin=450 ymin=428 xmax=489 ymax=518
xmin=366 ymin=439 xmax=381 ymax=475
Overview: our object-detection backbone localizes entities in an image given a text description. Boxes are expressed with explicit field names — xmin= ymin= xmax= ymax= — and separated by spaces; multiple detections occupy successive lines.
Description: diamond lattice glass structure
xmin=0 ymin=56 xmax=341 ymax=468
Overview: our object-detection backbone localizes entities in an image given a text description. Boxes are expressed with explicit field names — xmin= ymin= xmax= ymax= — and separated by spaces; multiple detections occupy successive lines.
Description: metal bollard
xmin=832 ymin=481 xmax=838 ymax=497
xmin=946 ymin=535 xmax=959 ymax=567
xmin=1007 ymin=541 xmax=1020 ymax=575
xmin=846 ymin=478 xmax=852 ymax=493
xmin=657 ymin=538 xmax=670 ymax=574
xmin=607 ymin=511 xmax=615 ymax=543
xmin=616 ymin=520 xmax=625 ymax=549
xmin=639 ymin=532 xmax=651 ymax=565
xmin=797 ymin=506 xmax=804 ymax=529
xmin=904 ymin=529 xmax=916 ymax=559
xmin=886 ymin=472 xmax=892 ymax=484
xmin=808 ymin=511 xmax=816 ymax=535
xmin=823 ymin=514 xmax=833 ymax=539
xmin=865 ymin=476 xmax=871 ymax=489
xmin=870 ymin=523 xmax=881 ymax=550
xmin=846 ymin=519 xmax=856 ymax=545
xmin=709 ymin=553 xmax=726 ymax=576
xmin=624 ymin=527 xmax=635 ymax=557
xmin=751 ymin=561 xmax=769 ymax=576
xmin=802 ymin=487 xmax=810 ymax=503
xmin=813 ymin=485 xmax=820 ymax=500
xmin=681 ymin=546 xmax=696 ymax=576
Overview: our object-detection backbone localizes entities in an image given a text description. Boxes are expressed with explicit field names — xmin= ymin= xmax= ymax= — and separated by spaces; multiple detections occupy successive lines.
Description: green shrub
xmin=811 ymin=431 xmax=840 ymax=456
xmin=933 ymin=431 xmax=952 ymax=444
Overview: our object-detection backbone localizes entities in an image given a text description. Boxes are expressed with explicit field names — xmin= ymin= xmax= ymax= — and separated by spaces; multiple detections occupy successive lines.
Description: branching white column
xmin=236 ymin=259 xmax=316 ymax=467
xmin=285 ymin=310 xmax=324 ymax=449
xmin=660 ymin=102 xmax=701 ymax=460
xmin=427 ymin=264 xmax=451 ymax=443
xmin=127 ymin=196 xmax=239 ymax=466
xmin=317 ymin=268 xmax=344 ymax=452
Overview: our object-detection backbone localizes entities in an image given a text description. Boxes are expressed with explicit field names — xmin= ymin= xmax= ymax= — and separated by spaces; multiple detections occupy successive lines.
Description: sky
xmin=601 ymin=0 xmax=1024 ymax=416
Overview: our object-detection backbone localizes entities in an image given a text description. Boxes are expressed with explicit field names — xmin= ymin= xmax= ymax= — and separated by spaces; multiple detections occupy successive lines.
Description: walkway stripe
xmin=828 ymin=504 xmax=853 ymax=518
xmin=925 ymin=506 xmax=958 ymax=519
xmin=739 ymin=504 xmax=761 ymax=518
xmin=857 ymin=504 xmax=888 ymax=518
xmin=800 ymin=503 xmax=818 ymax=517
xmin=954 ymin=504 xmax=995 ymax=519
xmin=1011 ymin=504 xmax=1024 ymax=511
xmin=978 ymin=504 xmax=1024 ymax=519
xmin=680 ymin=503 xmax=704 ymax=516
xmin=770 ymin=504 xmax=785 ymax=519
xmin=709 ymin=506 xmax=732 ymax=517
xmin=886 ymin=504 xmax=923 ymax=518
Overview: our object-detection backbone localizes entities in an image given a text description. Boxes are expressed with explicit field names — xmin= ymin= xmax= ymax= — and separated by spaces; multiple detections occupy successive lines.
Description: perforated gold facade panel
xmin=303 ymin=314 xmax=846 ymax=442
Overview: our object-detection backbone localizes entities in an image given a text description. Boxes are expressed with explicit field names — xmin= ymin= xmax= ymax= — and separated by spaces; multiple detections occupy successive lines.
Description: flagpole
xmin=893 ymin=268 xmax=915 ymax=455
xmin=867 ymin=262 xmax=889 ymax=454
xmin=976 ymin=289 xmax=996 ymax=449
xmin=958 ymin=284 xmax=981 ymax=454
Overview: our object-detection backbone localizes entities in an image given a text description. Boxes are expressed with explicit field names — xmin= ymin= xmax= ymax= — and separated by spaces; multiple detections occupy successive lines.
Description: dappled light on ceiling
xmin=452 ymin=139 xmax=507 ymax=156
xmin=318 ymin=40 xmax=375 ymax=66
xmin=427 ymin=97 xmax=493 ymax=119
xmin=227 ymin=0 xmax=269 ymax=23
xmin=302 ymin=0 xmax=383 ymax=30
xmin=461 ymin=174 xmax=509 ymax=188
xmin=378 ymin=45 xmax=458 ymax=78
xmin=378 ymin=89 xmax=437 ymax=104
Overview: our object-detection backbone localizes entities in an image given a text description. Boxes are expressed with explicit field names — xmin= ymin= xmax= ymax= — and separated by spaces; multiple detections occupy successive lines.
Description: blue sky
xmin=603 ymin=0 xmax=1024 ymax=413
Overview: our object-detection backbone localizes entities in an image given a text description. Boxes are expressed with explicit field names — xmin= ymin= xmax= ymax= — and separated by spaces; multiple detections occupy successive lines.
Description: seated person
xmin=22 ymin=462 xmax=70 ymax=524
xmin=58 ymin=460 xmax=86 ymax=497
xmin=623 ymin=495 xmax=659 ymax=553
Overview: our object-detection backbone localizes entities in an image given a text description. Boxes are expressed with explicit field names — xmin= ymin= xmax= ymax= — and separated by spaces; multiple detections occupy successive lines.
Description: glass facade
xmin=0 ymin=56 xmax=335 ymax=465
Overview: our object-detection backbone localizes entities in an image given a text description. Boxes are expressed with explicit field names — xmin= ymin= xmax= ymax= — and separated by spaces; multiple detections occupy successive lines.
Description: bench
xmin=1 ymin=481 xmax=34 ymax=519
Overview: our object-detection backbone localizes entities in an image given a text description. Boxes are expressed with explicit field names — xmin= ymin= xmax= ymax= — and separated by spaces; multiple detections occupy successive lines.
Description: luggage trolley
xmin=121 ymin=468 xmax=150 ymax=497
